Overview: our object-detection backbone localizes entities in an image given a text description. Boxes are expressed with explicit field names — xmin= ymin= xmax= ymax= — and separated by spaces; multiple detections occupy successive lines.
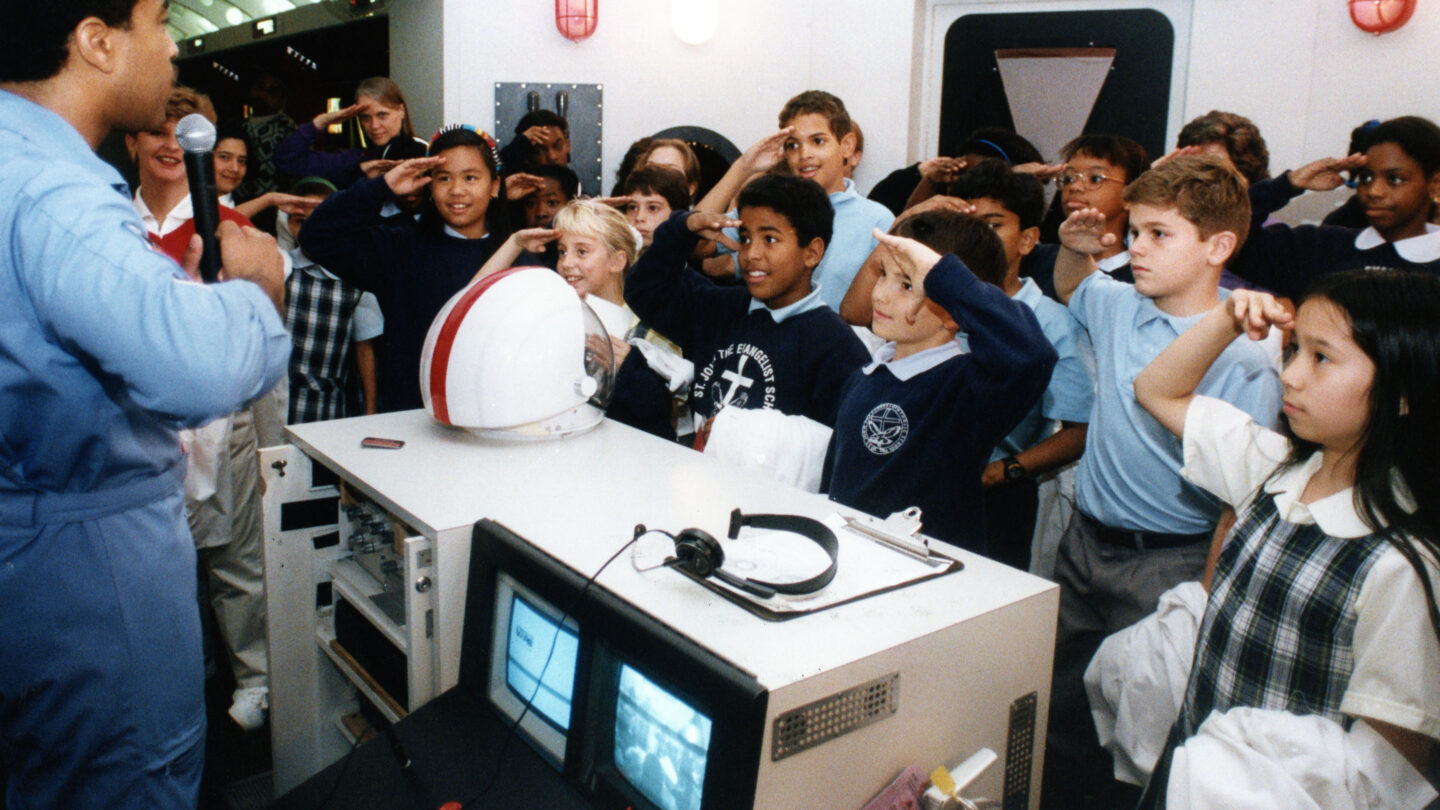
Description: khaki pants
xmin=190 ymin=396 xmax=272 ymax=689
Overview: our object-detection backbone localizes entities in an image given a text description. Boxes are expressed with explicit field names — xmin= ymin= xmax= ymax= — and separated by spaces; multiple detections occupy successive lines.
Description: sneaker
xmin=228 ymin=686 xmax=269 ymax=732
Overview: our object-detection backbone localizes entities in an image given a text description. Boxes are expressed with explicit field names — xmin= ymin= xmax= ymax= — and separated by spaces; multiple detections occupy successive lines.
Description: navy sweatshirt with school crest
xmin=625 ymin=212 xmax=869 ymax=426
xmin=822 ymin=255 xmax=1058 ymax=554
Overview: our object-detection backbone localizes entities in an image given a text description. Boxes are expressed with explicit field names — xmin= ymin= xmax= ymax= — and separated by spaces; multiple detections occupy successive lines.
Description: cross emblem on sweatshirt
xmin=717 ymin=355 xmax=756 ymax=407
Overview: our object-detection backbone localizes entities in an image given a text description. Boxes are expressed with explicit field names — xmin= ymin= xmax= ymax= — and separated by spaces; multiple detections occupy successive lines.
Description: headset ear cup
xmin=673 ymin=529 xmax=722 ymax=577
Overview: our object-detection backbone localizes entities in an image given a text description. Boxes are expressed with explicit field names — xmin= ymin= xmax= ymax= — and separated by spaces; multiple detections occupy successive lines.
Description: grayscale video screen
xmin=612 ymin=664 xmax=713 ymax=810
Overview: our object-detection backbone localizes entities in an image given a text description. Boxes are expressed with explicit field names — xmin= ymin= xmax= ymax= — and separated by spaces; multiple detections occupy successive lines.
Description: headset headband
xmin=714 ymin=509 xmax=839 ymax=598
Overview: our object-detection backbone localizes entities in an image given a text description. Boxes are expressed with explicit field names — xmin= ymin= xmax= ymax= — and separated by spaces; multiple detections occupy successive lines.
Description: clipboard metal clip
xmin=842 ymin=507 xmax=930 ymax=559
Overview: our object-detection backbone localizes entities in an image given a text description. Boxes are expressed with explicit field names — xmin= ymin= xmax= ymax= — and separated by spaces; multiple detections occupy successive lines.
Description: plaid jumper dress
xmin=285 ymin=266 xmax=363 ymax=424
xmin=1144 ymin=489 xmax=1390 ymax=808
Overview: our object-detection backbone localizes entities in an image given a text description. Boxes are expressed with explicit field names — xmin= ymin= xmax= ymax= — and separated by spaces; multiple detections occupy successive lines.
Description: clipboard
xmin=669 ymin=512 xmax=964 ymax=621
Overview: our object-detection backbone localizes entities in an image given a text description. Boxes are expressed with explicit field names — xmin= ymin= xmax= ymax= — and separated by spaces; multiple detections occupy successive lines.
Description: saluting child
xmin=822 ymin=211 xmax=1057 ymax=555
xmin=300 ymin=125 xmax=510 ymax=412
xmin=1132 ymin=270 xmax=1440 ymax=806
xmin=476 ymin=199 xmax=687 ymax=441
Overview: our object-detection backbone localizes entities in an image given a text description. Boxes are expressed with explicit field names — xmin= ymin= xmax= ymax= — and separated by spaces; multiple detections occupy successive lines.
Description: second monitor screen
xmin=613 ymin=663 xmax=713 ymax=810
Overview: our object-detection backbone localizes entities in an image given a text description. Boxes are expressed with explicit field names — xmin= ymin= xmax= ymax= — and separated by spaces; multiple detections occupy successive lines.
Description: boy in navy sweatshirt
xmin=625 ymin=174 xmax=870 ymax=433
xmin=823 ymin=211 xmax=1058 ymax=554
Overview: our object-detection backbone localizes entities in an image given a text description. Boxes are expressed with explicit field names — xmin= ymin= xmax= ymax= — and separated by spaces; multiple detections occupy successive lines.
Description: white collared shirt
xmin=1179 ymin=394 xmax=1440 ymax=743
xmin=1097 ymin=250 xmax=1132 ymax=275
xmin=861 ymin=338 xmax=964 ymax=381
xmin=746 ymin=283 xmax=828 ymax=323
xmin=1181 ymin=395 xmax=1374 ymax=537
xmin=132 ymin=189 xmax=196 ymax=238
xmin=443 ymin=224 xmax=488 ymax=240
xmin=1353 ymin=223 xmax=1440 ymax=263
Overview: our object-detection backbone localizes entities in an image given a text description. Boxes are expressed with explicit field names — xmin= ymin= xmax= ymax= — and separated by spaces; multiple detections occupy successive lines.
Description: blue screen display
xmin=504 ymin=593 xmax=580 ymax=731
xmin=613 ymin=663 xmax=713 ymax=810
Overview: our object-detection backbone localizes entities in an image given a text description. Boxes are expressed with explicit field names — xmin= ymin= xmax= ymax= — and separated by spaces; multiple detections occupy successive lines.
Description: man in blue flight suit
xmin=0 ymin=2 xmax=291 ymax=807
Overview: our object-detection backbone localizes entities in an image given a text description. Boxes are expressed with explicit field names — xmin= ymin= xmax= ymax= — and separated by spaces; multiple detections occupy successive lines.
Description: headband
xmin=429 ymin=123 xmax=502 ymax=174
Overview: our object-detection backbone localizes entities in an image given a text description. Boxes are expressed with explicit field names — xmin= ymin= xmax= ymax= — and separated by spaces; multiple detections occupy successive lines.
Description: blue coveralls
xmin=0 ymin=90 xmax=291 ymax=809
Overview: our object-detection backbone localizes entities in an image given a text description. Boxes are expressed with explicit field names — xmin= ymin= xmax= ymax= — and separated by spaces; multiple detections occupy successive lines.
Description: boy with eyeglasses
xmin=1025 ymin=134 xmax=1151 ymax=300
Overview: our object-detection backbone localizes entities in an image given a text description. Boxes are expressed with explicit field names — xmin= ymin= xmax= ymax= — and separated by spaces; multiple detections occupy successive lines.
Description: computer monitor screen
xmin=506 ymin=592 xmax=580 ymax=728
xmin=488 ymin=572 xmax=580 ymax=764
xmin=612 ymin=663 xmax=713 ymax=810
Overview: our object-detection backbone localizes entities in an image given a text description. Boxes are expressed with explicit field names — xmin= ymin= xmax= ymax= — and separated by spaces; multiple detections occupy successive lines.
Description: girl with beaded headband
xmin=297 ymin=124 xmax=515 ymax=413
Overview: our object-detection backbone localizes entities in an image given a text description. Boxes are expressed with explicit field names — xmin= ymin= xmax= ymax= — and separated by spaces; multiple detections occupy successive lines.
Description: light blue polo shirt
xmin=721 ymin=178 xmax=894 ymax=313
xmin=988 ymin=277 xmax=1094 ymax=462
xmin=811 ymin=179 xmax=894 ymax=311
xmin=1069 ymin=272 xmax=1280 ymax=533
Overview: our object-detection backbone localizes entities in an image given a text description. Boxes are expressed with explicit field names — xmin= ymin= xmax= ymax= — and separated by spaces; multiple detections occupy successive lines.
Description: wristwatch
xmin=1002 ymin=456 xmax=1027 ymax=483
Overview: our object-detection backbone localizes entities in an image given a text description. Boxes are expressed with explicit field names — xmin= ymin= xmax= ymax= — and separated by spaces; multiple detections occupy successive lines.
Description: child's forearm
xmin=926 ymin=256 xmax=1055 ymax=377
xmin=471 ymin=235 xmax=526 ymax=284
xmin=624 ymin=212 xmax=704 ymax=344
xmin=1015 ymin=423 xmax=1088 ymax=479
xmin=699 ymin=253 xmax=738 ymax=279
xmin=1202 ymin=508 xmax=1236 ymax=592
xmin=695 ymin=159 xmax=751 ymax=215
xmin=985 ymin=422 xmax=1088 ymax=488
xmin=1250 ymin=173 xmax=1304 ymax=228
xmin=274 ymin=120 xmax=362 ymax=182
xmin=356 ymin=338 xmax=379 ymax=415
xmin=901 ymin=176 xmax=940 ymax=213
xmin=1052 ymin=246 xmax=1097 ymax=305
xmin=297 ymin=178 xmax=395 ymax=291
xmin=1134 ymin=302 xmax=1243 ymax=437
xmin=838 ymin=250 xmax=880 ymax=326
xmin=233 ymin=192 xmax=278 ymax=221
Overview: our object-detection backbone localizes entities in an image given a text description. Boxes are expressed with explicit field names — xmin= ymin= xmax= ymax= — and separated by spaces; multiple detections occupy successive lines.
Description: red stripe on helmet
xmin=428 ymin=267 xmax=527 ymax=425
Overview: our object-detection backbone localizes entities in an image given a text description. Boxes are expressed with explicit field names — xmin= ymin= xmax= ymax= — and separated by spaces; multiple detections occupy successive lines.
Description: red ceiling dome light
xmin=556 ymin=0 xmax=598 ymax=42
xmin=1349 ymin=0 xmax=1417 ymax=34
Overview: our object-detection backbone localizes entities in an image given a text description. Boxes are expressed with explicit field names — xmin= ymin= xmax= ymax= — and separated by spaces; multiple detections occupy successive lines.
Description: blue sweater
xmin=1230 ymin=173 xmax=1440 ymax=299
xmin=299 ymin=177 xmax=500 ymax=412
xmin=822 ymin=255 xmax=1058 ymax=553
xmin=610 ymin=350 xmax=677 ymax=441
xmin=626 ymin=212 xmax=870 ymax=425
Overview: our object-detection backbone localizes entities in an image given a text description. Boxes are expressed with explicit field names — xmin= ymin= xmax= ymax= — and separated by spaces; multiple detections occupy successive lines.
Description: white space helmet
xmin=420 ymin=267 xmax=615 ymax=439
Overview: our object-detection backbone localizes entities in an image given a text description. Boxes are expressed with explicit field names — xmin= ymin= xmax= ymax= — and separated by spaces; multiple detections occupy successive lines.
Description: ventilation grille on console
xmin=770 ymin=672 xmax=900 ymax=761
xmin=1004 ymin=691 xmax=1038 ymax=810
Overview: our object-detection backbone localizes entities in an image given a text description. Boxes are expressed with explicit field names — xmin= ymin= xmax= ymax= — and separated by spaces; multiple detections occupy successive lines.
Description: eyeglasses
xmin=1055 ymin=170 xmax=1124 ymax=191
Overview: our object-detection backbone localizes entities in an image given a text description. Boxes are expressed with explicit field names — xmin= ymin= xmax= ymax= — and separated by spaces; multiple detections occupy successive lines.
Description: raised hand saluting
xmin=384 ymin=156 xmax=445 ymax=197
xmin=1058 ymin=207 xmax=1118 ymax=257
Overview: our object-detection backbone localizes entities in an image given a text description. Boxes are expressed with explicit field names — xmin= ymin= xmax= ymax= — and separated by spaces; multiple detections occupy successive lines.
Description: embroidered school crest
xmin=861 ymin=403 xmax=909 ymax=455
xmin=692 ymin=343 xmax=778 ymax=415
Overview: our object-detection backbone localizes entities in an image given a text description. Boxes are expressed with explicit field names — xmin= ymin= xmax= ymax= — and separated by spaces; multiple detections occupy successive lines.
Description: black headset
xmin=670 ymin=509 xmax=839 ymax=599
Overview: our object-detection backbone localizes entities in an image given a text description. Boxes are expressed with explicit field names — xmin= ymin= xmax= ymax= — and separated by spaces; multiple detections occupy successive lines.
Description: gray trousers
xmin=1042 ymin=511 xmax=1208 ymax=809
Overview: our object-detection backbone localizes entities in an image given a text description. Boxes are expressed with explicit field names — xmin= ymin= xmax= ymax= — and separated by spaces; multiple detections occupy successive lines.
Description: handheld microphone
xmin=174 ymin=113 xmax=222 ymax=283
